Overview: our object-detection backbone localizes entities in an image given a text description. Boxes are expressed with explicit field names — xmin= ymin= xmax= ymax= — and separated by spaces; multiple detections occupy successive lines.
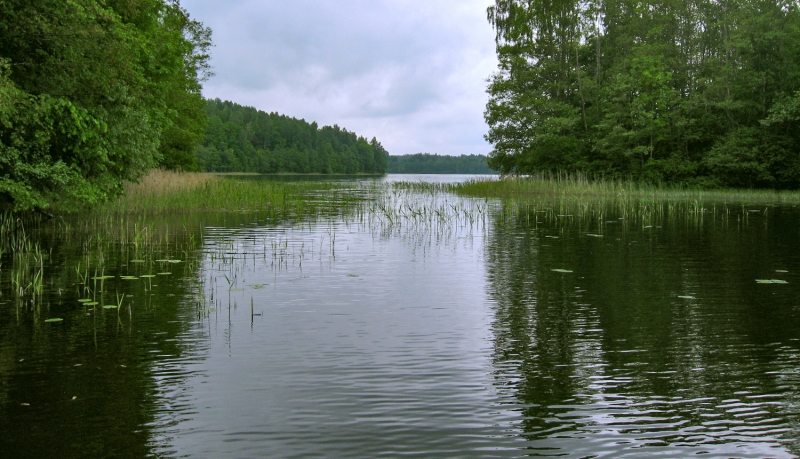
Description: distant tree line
xmin=0 ymin=0 xmax=211 ymax=211
xmin=387 ymin=154 xmax=496 ymax=174
xmin=486 ymin=0 xmax=800 ymax=188
xmin=198 ymin=99 xmax=389 ymax=174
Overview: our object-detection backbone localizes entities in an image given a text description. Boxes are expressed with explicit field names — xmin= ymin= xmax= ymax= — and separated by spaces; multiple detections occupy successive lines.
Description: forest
xmin=388 ymin=154 xmax=496 ymax=174
xmin=0 ymin=0 xmax=211 ymax=211
xmin=486 ymin=0 xmax=800 ymax=188
xmin=197 ymin=99 xmax=389 ymax=174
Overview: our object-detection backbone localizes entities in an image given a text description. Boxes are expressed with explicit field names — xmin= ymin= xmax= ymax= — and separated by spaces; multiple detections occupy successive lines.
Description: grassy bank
xmin=98 ymin=169 xmax=363 ymax=215
xmin=450 ymin=174 xmax=800 ymax=205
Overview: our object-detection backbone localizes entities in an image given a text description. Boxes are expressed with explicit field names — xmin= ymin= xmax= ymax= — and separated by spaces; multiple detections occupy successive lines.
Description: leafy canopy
xmin=0 ymin=0 xmax=211 ymax=211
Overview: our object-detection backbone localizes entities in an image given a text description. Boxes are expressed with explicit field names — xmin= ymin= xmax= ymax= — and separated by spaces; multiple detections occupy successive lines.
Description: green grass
xmin=96 ymin=169 xmax=364 ymax=216
xmin=449 ymin=174 xmax=800 ymax=205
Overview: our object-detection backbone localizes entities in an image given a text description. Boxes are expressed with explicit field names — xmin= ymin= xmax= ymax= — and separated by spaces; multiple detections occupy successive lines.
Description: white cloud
xmin=182 ymin=0 xmax=497 ymax=155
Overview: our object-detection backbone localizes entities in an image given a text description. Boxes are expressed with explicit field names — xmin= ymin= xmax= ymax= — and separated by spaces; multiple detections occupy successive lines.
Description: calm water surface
xmin=1 ymin=175 xmax=799 ymax=458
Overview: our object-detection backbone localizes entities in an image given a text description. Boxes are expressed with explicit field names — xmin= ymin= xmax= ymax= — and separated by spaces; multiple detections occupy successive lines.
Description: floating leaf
xmin=776 ymin=270 xmax=789 ymax=273
xmin=121 ymin=276 xmax=138 ymax=280
xmin=155 ymin=259 xmax=170 ymax=262
xmin=78 ymin=299 xmax=93 ymax=303
xmin=130 ymin=260 xmax=146 ymax=263
xmin=347 ymin=274 xmax=359 ymax=278
xmin=84 ymin=302 xmax=99 ymax=306
xmin=157 ymin=272 xmax=171 ymax=276
xmin=756 ymin=279 xmax=789 ymax=284
xmin=551 ymin=269 xmax=573 ymax=273
xmin=140 ymin=275 xmax=156 ymax=278
xmin=91 ymin=276 xmax=114 ymax=280
xmin=103 ymin=305 xmax=118 ymax=309
xmin=44 ymin=318 xmax=63 ymax=323
xmin=678 ymin=295 xmax=696 ymax=299
xmin=251 ymin=284 xmax=266 ymax=289
xmin=644 ymin=226 xmax=653 ymax=229
xmin=167 ymin=260 xmax=183 ymax=264
xmin=545 ymin=236 xmax=559 ymax=239
xmin=587 ymin=233 xmax=603 ymax=237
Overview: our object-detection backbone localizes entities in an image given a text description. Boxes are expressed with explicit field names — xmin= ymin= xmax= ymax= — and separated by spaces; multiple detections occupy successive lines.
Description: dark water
xmin=1 ymin=178 xmax=799 ymax=458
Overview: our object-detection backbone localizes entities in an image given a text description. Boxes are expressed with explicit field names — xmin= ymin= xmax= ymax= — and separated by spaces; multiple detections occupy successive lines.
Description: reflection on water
xmin=487 ymin=203 xmax=800 ymax=457
xmin=1 ymin=181 xmax=800 ymax=458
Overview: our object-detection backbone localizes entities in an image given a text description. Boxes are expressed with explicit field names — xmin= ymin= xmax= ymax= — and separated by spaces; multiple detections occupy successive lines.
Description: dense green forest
xmin=198 ymin=99 xmax=389 ymax=174
xmin=388 ymin=154 xmax=496 ymax=174
xmin=0 ymin=0 xmax=211 ymax=211
xmin=486 ymin=0 xmax=800 ymax=188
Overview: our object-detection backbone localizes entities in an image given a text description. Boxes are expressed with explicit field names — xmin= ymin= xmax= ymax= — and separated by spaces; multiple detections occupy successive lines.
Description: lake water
xmin=1 ymin=174 xmax=799 ymax=458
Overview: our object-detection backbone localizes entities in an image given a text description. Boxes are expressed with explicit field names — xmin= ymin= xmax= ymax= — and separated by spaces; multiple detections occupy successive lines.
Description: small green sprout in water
xmin=45 ymin=318 xmax=63 ymax=323
xmin=551 ymin=269 xmax=573 ymax=273
xmin=756 ymin=279 xmax=789 ymax=284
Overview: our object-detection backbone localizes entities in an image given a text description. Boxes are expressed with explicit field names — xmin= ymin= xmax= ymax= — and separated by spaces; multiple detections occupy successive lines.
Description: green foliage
xmin=387 ymin=153 xmax=496 ymax=174
xmin=198 ymin=99 xmax=390 ymax=174
xmin=486 ymin=0 xmax=800 ymax=189
xmin=0 ymin=0 xmax=211 ymax=211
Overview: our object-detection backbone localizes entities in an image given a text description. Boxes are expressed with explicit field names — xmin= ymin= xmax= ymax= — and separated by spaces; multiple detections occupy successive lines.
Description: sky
xmin=181 ymin=0 xmax=498 ymax=156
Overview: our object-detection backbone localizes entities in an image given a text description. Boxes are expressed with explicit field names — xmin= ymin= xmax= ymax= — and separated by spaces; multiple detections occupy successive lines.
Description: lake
xmin=1 ymin=174 xmax=799 ymax=458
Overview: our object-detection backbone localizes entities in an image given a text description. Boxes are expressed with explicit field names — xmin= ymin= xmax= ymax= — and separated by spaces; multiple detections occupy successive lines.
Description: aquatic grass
xmin=449 ymin=173 xmax=800 ymax=205
xmin=95 ymin=169 xmax=365 ymax=217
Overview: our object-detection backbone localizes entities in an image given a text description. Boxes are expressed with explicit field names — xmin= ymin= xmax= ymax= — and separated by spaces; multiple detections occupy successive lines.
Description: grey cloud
xmin=183 ymin=0 xmax=496 ymax=155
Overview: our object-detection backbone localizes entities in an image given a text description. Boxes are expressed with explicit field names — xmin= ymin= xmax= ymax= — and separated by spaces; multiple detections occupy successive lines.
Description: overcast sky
xmin=181 ymin=0 xmax=498 ymax=156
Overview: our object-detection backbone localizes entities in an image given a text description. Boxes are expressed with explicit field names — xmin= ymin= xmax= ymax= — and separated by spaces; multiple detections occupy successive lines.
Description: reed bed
xmin=101 ymin=169 xmax=363 ymax=215
xmin=449 ymin=173 xmax=800 ymax=205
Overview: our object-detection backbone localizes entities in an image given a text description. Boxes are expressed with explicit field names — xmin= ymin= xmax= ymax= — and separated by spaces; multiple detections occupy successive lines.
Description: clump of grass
xmin=450 ymin=173 xmax=800 ymax=205
xmin=98 ymin=169 xmax=364 ymax=216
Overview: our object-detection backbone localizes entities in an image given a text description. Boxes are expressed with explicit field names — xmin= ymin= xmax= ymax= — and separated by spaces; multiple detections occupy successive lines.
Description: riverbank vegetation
xmin=388 ymin=154 xmax=496 ymax=174
xmin=197 ymin=99 xmax=389 ymax=175
xmin=0 ymin=0 xmax=212 ymax=212
xmin=485 ymin=0 xmax=800 ymax=189
xmin=451 ymin=175 xmax=800 ymax=205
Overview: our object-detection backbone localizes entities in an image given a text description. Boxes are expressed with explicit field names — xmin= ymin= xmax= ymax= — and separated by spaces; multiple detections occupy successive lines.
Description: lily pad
xmin=157 ymin=272 xmax=171 ymax=276
xmin=84 ymin=302 xmax=99 ymax=306
xmin=121 ymin=276 xmax=138 ymax=280
xmin=551 ymin=269 xmax=573 ymax=273
xmin=167 ymin=260 xmax=183 ymax=264
xmin=587 ymin=233 xmax=603 ymax=238
xmin=347 ymin=274 xmax=359 ymax=278
xmin=44 ymin=318 xmax=63 ymax=323
xmin=130 ymin=260 xmax=146 ymax=263
xmin=251 ymin=284 xmax=266 ymax=289
xmin=91 ymin=276 xmax=114 ymax=280
xmin=140 ymin=275 xmax=156 ymax=278
xmin=545 ymin=236 xmax=559 ymax=239
xmin=776 ymin=270 xmax=789 ymax=273
xmin=756 ymin=279 xmax=789 ymax=284
xmin=78 ymin=299 xmax=93 ymax=303
xmin=678 ymin=295 xmax=696 ymax=299
xmin=103 ymin=305 xmax=118 ymax=309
